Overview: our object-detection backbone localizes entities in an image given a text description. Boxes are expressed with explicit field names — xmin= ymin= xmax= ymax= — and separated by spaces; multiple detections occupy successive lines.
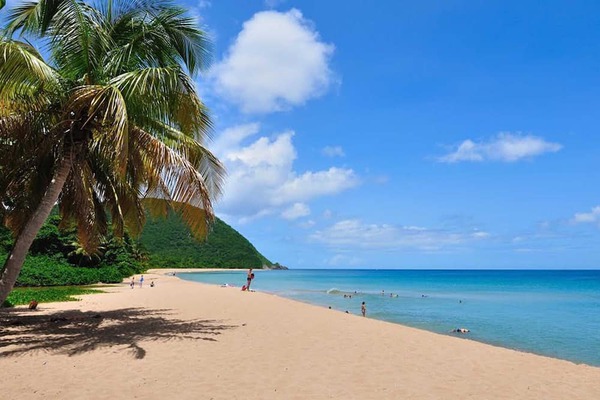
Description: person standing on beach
xmin=246 ymin=269 xmax=254 ymax=291
xmin=361 ymin=302 xmax=366 ymax=317
xmin=140 ymin=275 xmax=144 ymax=288
xmin=130 ymin=277 xmax=135 ymax=289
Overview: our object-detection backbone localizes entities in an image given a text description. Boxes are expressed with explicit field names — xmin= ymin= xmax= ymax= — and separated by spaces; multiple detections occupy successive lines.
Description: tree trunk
xmin=0 ymin=154 xmax=73 ymax=305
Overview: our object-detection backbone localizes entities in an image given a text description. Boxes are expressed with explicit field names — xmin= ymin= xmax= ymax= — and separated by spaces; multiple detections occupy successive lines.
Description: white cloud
xmin=211 ymin=9 xmax=334 ymax=113
xmin=281 ymin=203 xmax=311 ymax=220
xmin=299 ymin=220 xmax=316 ymax=229
xmin=310 ymin=219 xmax=490 ymax=251
xmin=472 ymin=231 xmax=490 ymax=238
xmin=226 ymin=131 xmax=296 ymax=167
xmin=211 ymin=123 xmax=261 ymax=156
xmin=438 ymin=133 xmax=562 ymax=163
xmin=277 ymin=168 xmax=358 ymax=204
xmin=212 ymin=124 xmax=359 ymax=221
xmin=572 ymin=206 xmax=600 ymax=224
xmin=322 ymin=145 xmax=345 ymax=157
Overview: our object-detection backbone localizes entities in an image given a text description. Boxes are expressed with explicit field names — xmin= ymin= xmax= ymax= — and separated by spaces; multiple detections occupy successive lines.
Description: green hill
xmin=138 ymin=213 xmax=276 ymax=269
xmin=0 ymin=211 xmax=280 ymax=289
xmin=1 ymin=211 xmax=281 ymax=306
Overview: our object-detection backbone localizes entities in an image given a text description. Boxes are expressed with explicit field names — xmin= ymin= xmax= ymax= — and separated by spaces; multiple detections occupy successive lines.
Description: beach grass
xmin=3 ymin=286 xmax=104 ymax=307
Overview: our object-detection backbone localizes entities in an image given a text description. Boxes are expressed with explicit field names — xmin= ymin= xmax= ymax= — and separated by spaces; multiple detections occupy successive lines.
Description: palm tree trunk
xmin=0 ymin=154 xmax=73 ymax=305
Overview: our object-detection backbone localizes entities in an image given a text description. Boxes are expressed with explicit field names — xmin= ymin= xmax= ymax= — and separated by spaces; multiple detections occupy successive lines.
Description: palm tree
xmin=0 ymin=0 xmax=225 ymax=304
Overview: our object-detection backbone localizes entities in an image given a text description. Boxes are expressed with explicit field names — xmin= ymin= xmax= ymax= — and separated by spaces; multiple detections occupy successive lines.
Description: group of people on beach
xmin=130 ymin=275 xmax=154 ymax=288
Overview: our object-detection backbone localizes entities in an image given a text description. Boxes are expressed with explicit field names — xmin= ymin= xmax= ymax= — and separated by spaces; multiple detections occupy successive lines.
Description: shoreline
xmin=164 ymin=269 xmax=600 ymax=368
xmin=147 ymin=267 xmax=248 ymax=274
xmin=2 ymin=271 xmax=599 ymax=399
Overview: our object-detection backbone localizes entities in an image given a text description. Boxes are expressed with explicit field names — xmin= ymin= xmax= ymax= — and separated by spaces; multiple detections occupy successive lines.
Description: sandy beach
xmin=1 ymin=270 xmax=599 ymax=400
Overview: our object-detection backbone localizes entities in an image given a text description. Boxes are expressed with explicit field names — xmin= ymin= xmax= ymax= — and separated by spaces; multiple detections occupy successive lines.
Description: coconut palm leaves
xmin=0 ymin=0 xmax=224 ymax=304
xmin=0 ymin=40 xmax=60 ymax=103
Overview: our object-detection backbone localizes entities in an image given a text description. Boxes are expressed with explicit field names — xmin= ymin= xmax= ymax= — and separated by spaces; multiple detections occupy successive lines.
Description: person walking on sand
xmin=361 ymin=301 xmax=366 ymax=317
xmin=130 ymin=277 xmax=135 ymax=289
xmin=140 ymin=275 xmax=144 ymax=288
xmin=246 ymin=268 xmax=254 ymax=291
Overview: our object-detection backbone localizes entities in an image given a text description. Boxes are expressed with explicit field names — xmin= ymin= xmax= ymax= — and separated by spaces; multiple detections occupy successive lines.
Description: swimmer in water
xmin=452 ymin=328 xmax=470 ymax=334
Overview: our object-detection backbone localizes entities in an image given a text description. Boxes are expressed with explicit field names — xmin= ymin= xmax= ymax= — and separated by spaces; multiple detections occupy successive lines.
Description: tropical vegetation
xmin=140 ymin=212 xmax=273 ymax=269
xmin=0 ymin=213 xmax=146 ymax=287
xmin=0 ymin=0 xmax=225 ymax=305
xmin=0 ymin=211 xmax=275 ymax=296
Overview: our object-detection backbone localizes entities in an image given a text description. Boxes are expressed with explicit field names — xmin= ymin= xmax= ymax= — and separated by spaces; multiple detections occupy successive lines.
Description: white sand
xmin=1 ymin=270 xmax=599 ymax=400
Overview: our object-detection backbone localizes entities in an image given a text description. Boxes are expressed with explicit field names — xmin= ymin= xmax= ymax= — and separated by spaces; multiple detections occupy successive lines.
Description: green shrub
xmin=0 ymin=211 xmax=146 ymax=288
xmin=12 ymin=255 xmax=140 ymax=286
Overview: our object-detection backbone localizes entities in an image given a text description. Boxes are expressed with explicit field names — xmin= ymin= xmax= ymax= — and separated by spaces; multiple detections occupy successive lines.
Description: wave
xmin=326 ymin=288 xmax=360 ymax=296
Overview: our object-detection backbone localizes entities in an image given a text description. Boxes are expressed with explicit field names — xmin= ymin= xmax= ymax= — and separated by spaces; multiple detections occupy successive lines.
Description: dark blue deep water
xmin=181 ymin=269 xmax=600 ymax=366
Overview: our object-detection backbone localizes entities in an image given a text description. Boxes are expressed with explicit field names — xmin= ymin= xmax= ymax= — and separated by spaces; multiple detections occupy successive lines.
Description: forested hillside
xmin=139 ymin=213 xmax=274 ymax=269
xmin=0 ymin=211 xmax=277 ymax=288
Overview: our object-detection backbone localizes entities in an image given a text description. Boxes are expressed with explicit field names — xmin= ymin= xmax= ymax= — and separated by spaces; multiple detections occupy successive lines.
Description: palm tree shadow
xmin=0 ymin=308 xmax=237 ymax=359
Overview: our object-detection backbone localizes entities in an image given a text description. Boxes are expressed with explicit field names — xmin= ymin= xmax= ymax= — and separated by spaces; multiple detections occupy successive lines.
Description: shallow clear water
xmin=180 ymin=269 xmax=600 ymax=366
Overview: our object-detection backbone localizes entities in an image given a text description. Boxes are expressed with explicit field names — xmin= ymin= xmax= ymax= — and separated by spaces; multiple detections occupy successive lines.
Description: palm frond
xmin=145 ymin=119 xmax=225 ymax=200
xmin=110 ymin=65 xmax=211 ymax=138
xmin=86 ymin=150 xmax=145 ymax=239
xmin=0 ymin=39 xmax=60 ymax=101
xmin=0 ymin=105 xmax=61 ymax=236
xmin=5 ymin=0 xmax=61 ymax=36
xmin=95 ymin=0 xmax=161 ymax=23
xmin=150 ymin=5 xmax=212 ymax=75
xmin=143 ymin=197 xmax=209 ymax=240
xmin=49 ymin=1 xmax=111 ymax=82
xmin=102 ymin=1 xmax=211 ymax=76
xmin=67 ymin=85 xmax=129 ymax=173
xmin=130 ymin=126 xmax=216 ymax=239
xmin=59 ymin=159 xmax=107 ymax=253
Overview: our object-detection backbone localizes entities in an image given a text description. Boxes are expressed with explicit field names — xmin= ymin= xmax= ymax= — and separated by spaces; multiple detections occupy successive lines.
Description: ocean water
xmin=180 ymin=269 xmax=600 ymax=367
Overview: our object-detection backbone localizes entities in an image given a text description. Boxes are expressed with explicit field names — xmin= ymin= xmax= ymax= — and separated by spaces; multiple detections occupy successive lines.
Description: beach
xmin=1 ymin=270 xmax=599 ymax=400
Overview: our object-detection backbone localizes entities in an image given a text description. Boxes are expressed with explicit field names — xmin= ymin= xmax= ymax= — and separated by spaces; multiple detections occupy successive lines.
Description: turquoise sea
xmin=180 ymin=269 xmax=600 ymax=367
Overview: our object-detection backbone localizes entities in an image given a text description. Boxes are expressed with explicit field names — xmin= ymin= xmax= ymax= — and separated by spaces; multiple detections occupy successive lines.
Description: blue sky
xmin=181 ymin=0 xmax=600 ymax=269
xmin=6 ymin=0 xmax=600 ymax=269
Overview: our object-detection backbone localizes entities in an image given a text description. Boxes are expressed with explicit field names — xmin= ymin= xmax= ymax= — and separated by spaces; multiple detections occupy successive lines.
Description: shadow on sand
xmin=0 ymin=307 xmax=237 ymax=359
